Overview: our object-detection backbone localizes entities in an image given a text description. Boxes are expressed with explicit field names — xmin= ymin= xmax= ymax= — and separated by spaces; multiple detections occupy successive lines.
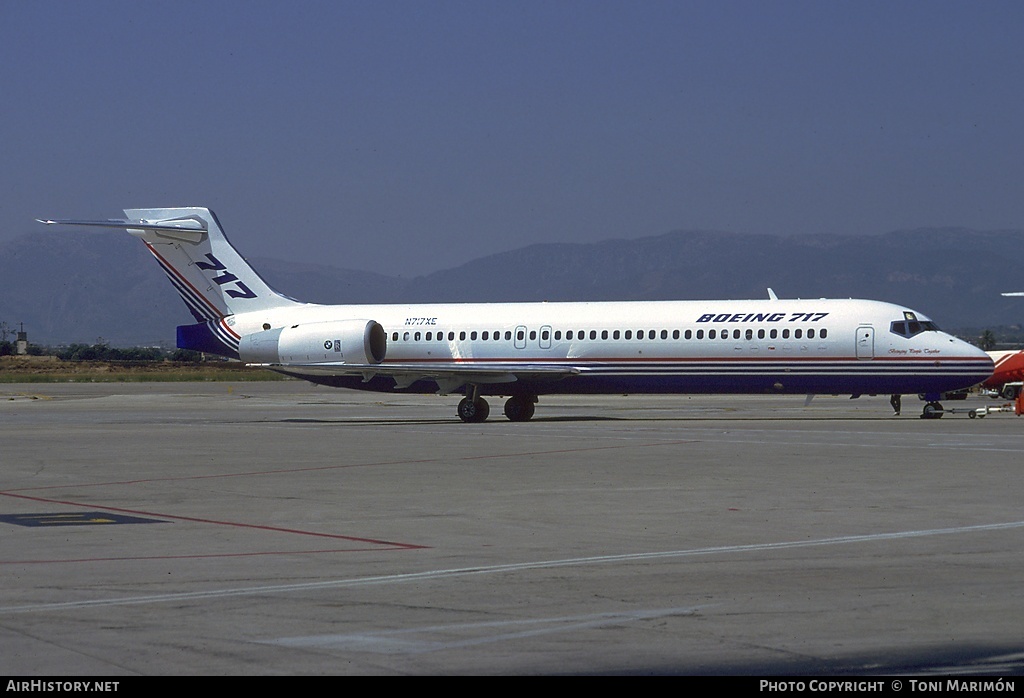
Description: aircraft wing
xmin=254 ymin=361 xmax=581 ymax=394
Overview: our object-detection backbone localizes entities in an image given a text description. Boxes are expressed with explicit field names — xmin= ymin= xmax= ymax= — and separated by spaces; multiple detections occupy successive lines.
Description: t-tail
xmin=38 ymin=207 xmax=302 ymax=358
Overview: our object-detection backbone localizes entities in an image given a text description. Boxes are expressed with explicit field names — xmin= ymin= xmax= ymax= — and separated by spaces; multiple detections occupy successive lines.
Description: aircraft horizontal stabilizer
xmin=37 ymin=217 xmax=207 ymax=242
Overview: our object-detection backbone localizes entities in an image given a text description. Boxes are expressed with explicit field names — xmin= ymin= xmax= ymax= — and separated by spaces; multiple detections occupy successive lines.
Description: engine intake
xmin=239 ymin=319 xmax=386 ymax=365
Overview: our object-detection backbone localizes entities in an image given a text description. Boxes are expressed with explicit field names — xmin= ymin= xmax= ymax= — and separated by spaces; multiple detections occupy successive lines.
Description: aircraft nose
xmin=955 ymin=336 xmax=995 ymax=371
xmin=965 ymin=338 xmax=992 ymax=359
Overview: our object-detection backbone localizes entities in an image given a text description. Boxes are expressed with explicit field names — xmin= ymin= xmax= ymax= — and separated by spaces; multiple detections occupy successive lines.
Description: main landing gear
xmin=502 ymin=395 xmax=537 ymax=422
xmin=457 ymin=388 xmax=537 ymax=423
xmin=457 ymin=396 xmax=490 ymax=423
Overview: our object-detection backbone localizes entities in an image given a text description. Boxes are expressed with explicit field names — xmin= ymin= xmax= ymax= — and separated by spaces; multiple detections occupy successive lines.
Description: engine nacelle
xmin=238 ymin=319 xmax=387 ymax=365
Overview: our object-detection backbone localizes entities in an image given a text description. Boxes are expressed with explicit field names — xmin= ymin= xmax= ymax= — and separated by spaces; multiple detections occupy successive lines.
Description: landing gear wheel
xmin=458 ymin=397 xmax=490 ymax=423
xmin=503 ymin=396 xmax=537 ymax=422
xmin=921 ymin=401 xmax=944 ymax=419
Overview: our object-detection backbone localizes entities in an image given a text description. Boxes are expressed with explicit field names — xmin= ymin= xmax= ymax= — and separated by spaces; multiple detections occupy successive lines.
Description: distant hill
xmin=0 ymin=232 xmax=399 ymax=346
xmin=2 ymin=227 xmax=1022 ymax=346
xmin=403 ymin=228 xmax=1024 ymax=328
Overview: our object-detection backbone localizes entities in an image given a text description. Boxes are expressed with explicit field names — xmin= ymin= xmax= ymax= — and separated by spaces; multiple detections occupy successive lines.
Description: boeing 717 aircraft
xmin=39 ymin=208 xmax=994 ymax=421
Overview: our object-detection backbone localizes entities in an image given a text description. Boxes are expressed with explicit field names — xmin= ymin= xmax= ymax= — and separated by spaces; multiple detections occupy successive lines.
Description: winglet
xmin=767 ymin=288 xmax=778 ymax=301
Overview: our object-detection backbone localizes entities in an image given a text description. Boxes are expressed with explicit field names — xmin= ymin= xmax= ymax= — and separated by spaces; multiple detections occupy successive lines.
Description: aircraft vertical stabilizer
xmin=122 ymin=207 xmax=300 ymax=322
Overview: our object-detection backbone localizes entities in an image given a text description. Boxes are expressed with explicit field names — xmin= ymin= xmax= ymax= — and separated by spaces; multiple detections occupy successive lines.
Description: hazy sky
xmin=2 ymin=1 xmax=1022 ymax=277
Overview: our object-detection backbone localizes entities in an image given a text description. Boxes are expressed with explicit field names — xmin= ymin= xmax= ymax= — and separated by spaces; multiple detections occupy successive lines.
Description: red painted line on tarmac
xmin=0 ymin=491 xmax=426 ymax=550
xmin=0 ymin=440 xmax=700 ymax=562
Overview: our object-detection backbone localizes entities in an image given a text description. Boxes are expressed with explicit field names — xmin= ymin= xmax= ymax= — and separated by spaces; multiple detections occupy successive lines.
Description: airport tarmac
xmin=1 ymin=381 xmax=1022 ymax=676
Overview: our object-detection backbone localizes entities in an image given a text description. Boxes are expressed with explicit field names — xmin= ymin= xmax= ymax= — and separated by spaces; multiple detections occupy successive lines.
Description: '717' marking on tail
xmin=195 ymin=254 xmax=257 ymax=299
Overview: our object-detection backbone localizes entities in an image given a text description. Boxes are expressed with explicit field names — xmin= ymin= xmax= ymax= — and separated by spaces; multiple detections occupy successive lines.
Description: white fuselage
xmin=42 ymin=208 xmax=995 ymax=418
xmin=225 ymin=296 xmax=992 ymax=397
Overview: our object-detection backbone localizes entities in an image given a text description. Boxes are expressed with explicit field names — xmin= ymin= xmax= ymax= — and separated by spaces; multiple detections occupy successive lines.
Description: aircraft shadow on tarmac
xmin=275 ymin=413 xmax=938 ymax=425
xmin=278 ymin=415 xmax=621 ymax=425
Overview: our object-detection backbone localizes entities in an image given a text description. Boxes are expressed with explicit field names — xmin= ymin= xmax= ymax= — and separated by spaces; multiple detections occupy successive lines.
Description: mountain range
xmin=2 ymin=227 xmax=1021 ymax=346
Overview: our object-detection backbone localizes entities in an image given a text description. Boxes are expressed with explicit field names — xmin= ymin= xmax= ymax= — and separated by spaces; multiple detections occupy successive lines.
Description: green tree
xmin=979 ymin=329 xmax=997 ymax=351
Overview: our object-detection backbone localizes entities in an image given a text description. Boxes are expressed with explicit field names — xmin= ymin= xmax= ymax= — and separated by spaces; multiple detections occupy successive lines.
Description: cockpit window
xmin=890 ymin=320 xmax=940 ymax=338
